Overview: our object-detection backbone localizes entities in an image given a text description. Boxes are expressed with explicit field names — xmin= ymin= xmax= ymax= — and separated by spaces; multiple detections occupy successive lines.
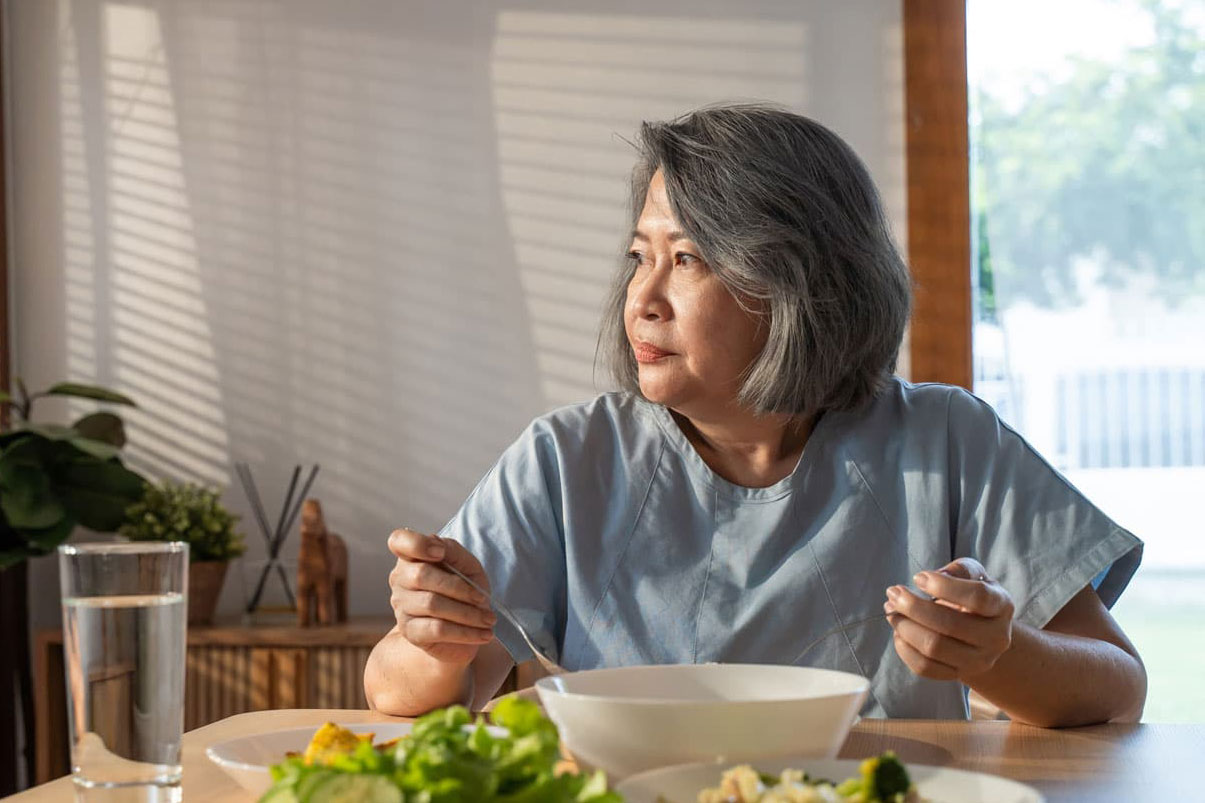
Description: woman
xmin=364 ymin=104 xmax=1146 ymax=725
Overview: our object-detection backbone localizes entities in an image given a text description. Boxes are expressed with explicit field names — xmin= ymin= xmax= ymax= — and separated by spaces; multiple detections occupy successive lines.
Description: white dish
xmin=205 ymin=723 xmax=414 ymax=795
xmin=536 ymin=664 xmax=868 ymax=781
xmin=615 ymin=756 xmax=1045 ymax=803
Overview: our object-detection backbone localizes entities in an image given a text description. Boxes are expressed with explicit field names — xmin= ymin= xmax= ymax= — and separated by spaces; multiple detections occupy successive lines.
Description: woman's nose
xmin=629 ymin=261 xmax=672 ymax=321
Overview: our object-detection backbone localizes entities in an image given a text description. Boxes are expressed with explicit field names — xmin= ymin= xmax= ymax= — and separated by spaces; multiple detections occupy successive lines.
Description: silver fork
xmin=440 ymin=561 xmax=566 ymax=676
xmin=444 ymin=557 xmax=889 ymax=674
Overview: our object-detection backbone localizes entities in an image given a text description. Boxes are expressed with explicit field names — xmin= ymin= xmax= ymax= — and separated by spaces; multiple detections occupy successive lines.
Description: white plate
xmin=206 ymin=723 xmax=415 ymax=795
xmin=615 ymin=757 xmax=1044 ymax=803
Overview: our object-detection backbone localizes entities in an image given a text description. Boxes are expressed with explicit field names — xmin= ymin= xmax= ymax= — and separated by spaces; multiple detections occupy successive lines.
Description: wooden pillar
xmin=903 ymin=0 xmax=972 ymax=389
xmin=1 ymin=0 xmax=10 ymax=417
xmin=0 ymin=3 xmax=35 ymax=792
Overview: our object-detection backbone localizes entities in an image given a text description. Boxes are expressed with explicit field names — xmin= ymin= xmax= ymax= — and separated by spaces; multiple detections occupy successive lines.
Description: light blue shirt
xmin=442 ymin=378 xmax=1142 ymax=719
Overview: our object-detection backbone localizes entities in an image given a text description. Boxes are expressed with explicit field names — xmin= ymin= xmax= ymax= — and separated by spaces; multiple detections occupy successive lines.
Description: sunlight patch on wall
xmin=490 ymin=11 xmax=809 ymax=409
xmin=60 ymin=2 xmax=99 ymax=397
xmin=99 ymin=2 xmax=229 ymax=487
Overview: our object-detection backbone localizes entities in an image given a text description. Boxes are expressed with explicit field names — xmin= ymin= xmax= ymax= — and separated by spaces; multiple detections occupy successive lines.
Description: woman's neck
xmin=671 ymin=405 xmax=815 ymax=488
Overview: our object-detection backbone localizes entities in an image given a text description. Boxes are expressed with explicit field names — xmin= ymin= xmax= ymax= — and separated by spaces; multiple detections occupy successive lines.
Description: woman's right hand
xmin=387 ymin=528 xmax=497 ymax=665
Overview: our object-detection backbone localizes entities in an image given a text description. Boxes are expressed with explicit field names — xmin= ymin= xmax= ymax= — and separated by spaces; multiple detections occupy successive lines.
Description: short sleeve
xmin=438 ymin=422 xmax=566 ymax=664
xmin=946 ymin=388 xmax=1143 ymax=628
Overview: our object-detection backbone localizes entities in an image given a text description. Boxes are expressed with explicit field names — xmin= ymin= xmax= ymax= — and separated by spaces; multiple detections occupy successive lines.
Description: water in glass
xmin=59 ymin=543 xmax=187 ymax=802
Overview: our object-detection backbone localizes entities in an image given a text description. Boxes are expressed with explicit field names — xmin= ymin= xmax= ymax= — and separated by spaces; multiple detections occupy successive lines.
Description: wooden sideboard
xmin=34 ymin=618 xmax=393 ymax=785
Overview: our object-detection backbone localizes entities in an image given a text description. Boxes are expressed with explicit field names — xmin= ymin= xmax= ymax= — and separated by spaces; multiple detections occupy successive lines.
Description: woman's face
xmin=624 ymin=170 xmax=767 ymax=416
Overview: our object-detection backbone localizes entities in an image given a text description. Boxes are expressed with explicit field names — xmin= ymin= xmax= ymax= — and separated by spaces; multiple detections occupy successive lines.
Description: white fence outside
xmin=973 ymin=294 xmax=1205 ymax=570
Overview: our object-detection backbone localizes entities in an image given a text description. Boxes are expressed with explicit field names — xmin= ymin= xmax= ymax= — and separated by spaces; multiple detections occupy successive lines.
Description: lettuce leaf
xmin=259 ymin=698 xmax=621 ymax=803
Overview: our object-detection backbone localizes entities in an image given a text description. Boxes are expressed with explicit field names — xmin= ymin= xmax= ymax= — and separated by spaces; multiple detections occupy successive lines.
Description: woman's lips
xmin=633 ymin=341 xmax=674 ymax=363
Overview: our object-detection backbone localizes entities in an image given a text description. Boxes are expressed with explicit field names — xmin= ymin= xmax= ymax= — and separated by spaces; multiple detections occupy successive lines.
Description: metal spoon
xmin=788 ymin=613 xmax=890 ymax=665
xmin=785 ymin=575 xmax=978 ymax=665
xmin=439 ymin=561 xmax=566 ymax=676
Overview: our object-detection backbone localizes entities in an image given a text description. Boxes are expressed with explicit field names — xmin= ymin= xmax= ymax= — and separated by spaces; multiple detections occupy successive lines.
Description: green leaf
xmin=11 ymin=424 xmax=121 ymax=460
xmin=57 ymin=459 xmax=147 ymax=532
xmin=0 ymin=439 xmax=66 ymax=529
xmin=490 ymin=696 xmax=545 ymax=737
xmin=67 ymin=437 xmax=121 ymax=461
xmin=575 ymin=771 xmax=615 ymax=802
xmin=22 ymin=515 xmax=76 ymax=552
xmin=71 ymin=412 xmax=127 ymax=449
xmin=0 ymin=429 xmax=32 ymax=448
xmin=44 ymin=383 xmax=137 ymax=407
xmin=20 ymin=423 xmax=77 ymax=441
xmin=117 ymin=481 xmax=244 ymax=560
xmin=0 ymin=470 xmax=65 ymax=529
xmin=258 ymin=697 xmax=617 ymax=803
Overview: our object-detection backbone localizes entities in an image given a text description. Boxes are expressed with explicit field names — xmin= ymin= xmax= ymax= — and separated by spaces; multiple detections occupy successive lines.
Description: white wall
xmin=7 ymin=0 xmax=906 ymax=631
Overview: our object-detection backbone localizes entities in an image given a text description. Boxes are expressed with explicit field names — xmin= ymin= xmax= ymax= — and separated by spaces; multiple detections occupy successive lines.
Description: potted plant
xmin=0 ymin=381 xmax=146 ymax=566
xmin=119 ymin=481 xmax=246 ymax=625
xmin=0 ymin=379 xmax=147 ymax=793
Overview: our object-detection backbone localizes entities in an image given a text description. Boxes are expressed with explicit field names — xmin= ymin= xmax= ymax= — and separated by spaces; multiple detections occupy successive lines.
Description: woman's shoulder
xmin=827 ymin=377 xmax=1004 ymax=463
xmin=842 ymin=376 xmax=975 ymax=431
xmin=856 ymin=376 xmax=1000 ymax=427
xmin=522 ymin=391 xmax=661 ymax=455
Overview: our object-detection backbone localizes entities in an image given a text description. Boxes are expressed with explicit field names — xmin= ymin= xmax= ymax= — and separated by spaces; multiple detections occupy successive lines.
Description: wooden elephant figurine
xmin=296 ymin=498 xmax=348 ymax=626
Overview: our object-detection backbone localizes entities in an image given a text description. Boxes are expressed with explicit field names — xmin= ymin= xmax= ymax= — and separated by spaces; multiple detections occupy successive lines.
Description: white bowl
xmin=615 ymin=756 xmax=1044 ymax=803
xmin=206 ymin=723 xmax=415 ymax=794
xmin=535 ymin=664 xmax=868 ymax=781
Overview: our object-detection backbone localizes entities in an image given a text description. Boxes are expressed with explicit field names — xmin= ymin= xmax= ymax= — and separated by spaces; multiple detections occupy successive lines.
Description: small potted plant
xmin=120 ymin=482 xmax=246 ymax=625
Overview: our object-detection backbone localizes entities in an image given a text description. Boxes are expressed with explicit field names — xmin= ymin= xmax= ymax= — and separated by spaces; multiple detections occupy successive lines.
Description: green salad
xmin=261 ymin=697 xmax=622 ymax=803
xmin=696 ymin=753 xmax=919 ymax=803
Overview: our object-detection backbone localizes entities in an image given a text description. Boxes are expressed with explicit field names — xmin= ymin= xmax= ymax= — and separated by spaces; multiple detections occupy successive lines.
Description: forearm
xmin=965 ymin=621 xmax=1146 ymax=727
xmin=364 ymin=628 xmax=473 ymax=716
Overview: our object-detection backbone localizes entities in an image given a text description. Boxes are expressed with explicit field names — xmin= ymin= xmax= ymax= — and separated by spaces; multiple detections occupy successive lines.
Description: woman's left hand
xmin=885 ymin=557 xmax=1015 ymax=682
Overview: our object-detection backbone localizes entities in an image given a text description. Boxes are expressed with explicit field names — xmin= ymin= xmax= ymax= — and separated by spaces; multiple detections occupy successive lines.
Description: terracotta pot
xmin=188 ymin=560 xmax=228 ymax=626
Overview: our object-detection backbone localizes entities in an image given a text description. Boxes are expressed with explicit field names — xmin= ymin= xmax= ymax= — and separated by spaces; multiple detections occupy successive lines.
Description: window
xmin=968 ymin=0 xmax=1205 ymax=722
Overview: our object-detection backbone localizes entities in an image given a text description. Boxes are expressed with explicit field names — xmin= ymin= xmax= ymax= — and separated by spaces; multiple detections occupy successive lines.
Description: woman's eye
xmin=626 ymin=250 xmax=645 ymax=266
xmin=675 ymin=252 xmax=701 ymax=267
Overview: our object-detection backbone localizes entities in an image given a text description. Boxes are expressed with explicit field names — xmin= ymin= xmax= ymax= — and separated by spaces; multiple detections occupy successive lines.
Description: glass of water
xmin=59 ymin=542 xmax=188 ymax=802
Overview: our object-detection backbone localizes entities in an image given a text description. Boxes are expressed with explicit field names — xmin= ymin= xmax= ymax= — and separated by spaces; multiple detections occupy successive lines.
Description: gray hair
xmin=598 ymin=103 xmax=913 ymax=417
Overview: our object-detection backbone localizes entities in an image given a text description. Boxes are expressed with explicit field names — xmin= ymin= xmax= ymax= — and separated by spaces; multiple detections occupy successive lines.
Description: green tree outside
xmin=974 ymin=0 xmax=1205 ymax=311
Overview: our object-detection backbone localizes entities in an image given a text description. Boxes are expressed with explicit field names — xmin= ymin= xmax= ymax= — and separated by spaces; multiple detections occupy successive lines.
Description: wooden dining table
xmin=9 ymin=708 xmax=1202 ymax=802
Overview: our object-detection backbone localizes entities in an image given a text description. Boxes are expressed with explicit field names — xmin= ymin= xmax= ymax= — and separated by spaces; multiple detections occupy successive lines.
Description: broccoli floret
xmin=860 ymin=751 xmax=912 ymax=801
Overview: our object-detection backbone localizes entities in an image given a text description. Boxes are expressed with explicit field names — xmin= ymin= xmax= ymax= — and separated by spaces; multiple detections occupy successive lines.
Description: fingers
xmin=393 ymin=558 xmax=486 ymax=607
xmin=888 ymin=611 xmax=1005 ymax=679
xmin=403 ymin=617 xmax=495 ymax=648
xmin=439 ymin=537 xmax=492 ymax=593
xmin=885 ymin=586 xmax=1005 ymax=650
xmin=388 ymin=527 xmax=490 ymax=603
xmin=388 ymin=528 xmax=446 ymax=562
xmin=891 ymin=628 xmax=960 ymax=681
xmin=914 ymin=569 xmax=1012 ymax=617
xmin=399 ymin=588 xmax=496 ymax=630
xmin=889 ymin=612 xmax=980 ymax=665
xmin=386 ymin=527 xmax=498 ymax=660
xmin=936 ymin=557 xmax=988 ymax=581
xmin=886 ymin=561 xmax=1016 ymax=682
